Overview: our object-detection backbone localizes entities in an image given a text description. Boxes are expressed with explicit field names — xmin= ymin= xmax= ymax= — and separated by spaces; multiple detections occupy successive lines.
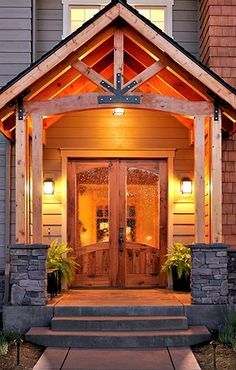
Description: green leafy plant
xmin=0 ymin=334 xmax=8 ymax=356
xmin=219 ymin=310 xmax=236 ymax=351
xmin=47 ymin=239 xmax=79 ymax=283
xmin=162 ymin=242 xmax=191 ymax=279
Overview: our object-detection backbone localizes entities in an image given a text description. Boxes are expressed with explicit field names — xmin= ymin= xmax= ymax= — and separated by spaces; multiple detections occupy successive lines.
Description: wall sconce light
xmin=112 ymin=108 xmax=125 ymax=116
xmin=43 ymin=178 xmax=55 ymax=195
xmin=180 ymin=177 xmax=192 ymax=194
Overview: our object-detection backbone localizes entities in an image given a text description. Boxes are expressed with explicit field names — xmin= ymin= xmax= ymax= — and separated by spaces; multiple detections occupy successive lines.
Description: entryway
xmin=67 ymin=159 xmax=168 ymax=288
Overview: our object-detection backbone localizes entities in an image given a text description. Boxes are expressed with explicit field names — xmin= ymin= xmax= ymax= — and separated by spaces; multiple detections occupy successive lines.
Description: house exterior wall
xmin=0 ymin=0 xmax=32 ymax=88
xmin=0 ymin=133 xmax=10 ymax=306
xmin=222 ymin=135 xmax=236 ymax=247
xmin=0 ymin=0 xmax=200 ymax=87
xmin=200 ymin=0 xmax=236 ymax=87
xmin=42 ymin=110 xmax=194 ymax=246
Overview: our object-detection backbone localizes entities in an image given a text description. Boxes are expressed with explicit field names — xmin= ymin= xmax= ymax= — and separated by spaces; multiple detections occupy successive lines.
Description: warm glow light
xmin=112 ymin=108 xmax=125 ymax=116
xmin=43 ymin=179 xmax=55 ymax=195
xmin=181 ymin=177 xmax=192 ymax=194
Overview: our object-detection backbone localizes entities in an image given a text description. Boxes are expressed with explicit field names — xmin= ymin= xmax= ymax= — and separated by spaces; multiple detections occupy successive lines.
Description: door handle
xmin=119 ymin=227 xmax=124 ymax=252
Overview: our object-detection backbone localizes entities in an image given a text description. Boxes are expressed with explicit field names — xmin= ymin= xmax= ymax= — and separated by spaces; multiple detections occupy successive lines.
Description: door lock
xmin=119 ymin=227 xmax=124 ymax=252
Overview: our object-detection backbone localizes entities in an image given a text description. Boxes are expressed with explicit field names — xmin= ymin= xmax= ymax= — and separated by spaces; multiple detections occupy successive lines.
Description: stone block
xmin=208 ymin=264 xmax=226 ymax=269
xmin=217 ymin=251 xmax=227 ymax=257
xmin=11 ymin=249 xmax=31 ymax=256
xmin=206 ymin=256 xmax=219 ymax=264
xmin=28 ymin=271 xmax=45 ymax=280
xmin=201 ymin=298 xmax=212 ymax=304
xmin=38 ymin=255 xmax=47 ymax=260
xmin=192 ymin=268 xmax=212 ymax=276
xmin=221 ymin=280 xmax=228 ymax=296
xmin=32 ymin=250 xmax=45 ymax=256
xmin=10 ymin=273 xmax=28 ymax=280
xmin=202 ymin=286 xmax=220 ymax=291
xmin=19 ymin=280 xmax=39 ymax=287
xmin=30 ymin=297 xmax=46 ymax=306
xmin=11 ymin=284 xmax=26 ymax=305
xmin=11 ymin=259 xmax=28 ymax=266
xmin=219 ymin=257 xmax=228 ymax=264
xmin=25 ymin=286 xmax=45 ymax=292
xmin=220 ymin=269 xmax=228 ymax=274
xmin=38 ymin=279 xmax=47 ymax=287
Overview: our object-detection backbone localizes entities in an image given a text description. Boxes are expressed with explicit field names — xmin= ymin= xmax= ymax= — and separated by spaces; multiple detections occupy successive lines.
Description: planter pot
xmin=172 ymin=267 xmax=190 ymax=292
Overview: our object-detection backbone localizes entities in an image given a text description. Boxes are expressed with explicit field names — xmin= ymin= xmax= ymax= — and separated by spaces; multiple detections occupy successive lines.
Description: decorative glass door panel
xmin=67 ymin=159 xmax=167 ymax=288
xmin=121 ymin=162 xmax=161 ymax=287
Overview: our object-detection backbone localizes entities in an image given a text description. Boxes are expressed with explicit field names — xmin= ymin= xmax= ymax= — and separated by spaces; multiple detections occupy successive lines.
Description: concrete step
xmin=26 ymin=326 xmax=210 ymax=348
xmin=51 ymin=315 xmax=188 ymax=331
xmin=54 ymin=305 xmax=184 ymax=317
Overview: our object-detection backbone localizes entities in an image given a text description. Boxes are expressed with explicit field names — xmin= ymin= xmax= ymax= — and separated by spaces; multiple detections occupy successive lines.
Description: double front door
xmin=67 ymin=159 xmax=167 ymax=288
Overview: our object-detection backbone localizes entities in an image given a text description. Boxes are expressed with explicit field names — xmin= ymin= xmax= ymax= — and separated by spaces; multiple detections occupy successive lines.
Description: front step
xmin=26 ymin=326 xmax=210 ymax=348
xmin=54 ymin=305 xmax=184 ymax=317
xmin=51 ymin=315 xmax=188 ymax=331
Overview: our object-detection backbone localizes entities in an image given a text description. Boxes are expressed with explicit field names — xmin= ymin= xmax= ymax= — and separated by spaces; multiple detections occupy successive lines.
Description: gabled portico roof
xmin=0 ymin=0 xmax=236 ymax=140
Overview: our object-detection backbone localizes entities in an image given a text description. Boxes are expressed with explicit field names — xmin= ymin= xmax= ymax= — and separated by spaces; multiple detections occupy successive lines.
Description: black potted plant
xmin=162 ymin=242 xmax=191 ymax=291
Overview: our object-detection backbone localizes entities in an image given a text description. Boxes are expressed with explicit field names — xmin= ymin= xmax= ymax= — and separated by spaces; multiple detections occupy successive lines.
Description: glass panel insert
xmin=77 ymin=167 xmax=109 ymax=247
xmin=71 ymin=6 xmax=101 ymax=32
xmin=126 ymin=168 xmax=159 ymax=247
xmin=136 ymin=7 xmax=165 ymax=31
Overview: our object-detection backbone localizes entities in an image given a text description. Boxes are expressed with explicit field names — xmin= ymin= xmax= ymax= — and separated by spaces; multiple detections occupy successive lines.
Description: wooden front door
xmin=67 ymin=159 xmax=167 ymax=288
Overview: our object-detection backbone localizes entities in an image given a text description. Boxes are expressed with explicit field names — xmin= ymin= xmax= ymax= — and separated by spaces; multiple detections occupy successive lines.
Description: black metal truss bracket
xmin=98 ymin=73 xmax=140 ymax=105
xmin=8 ymin=89 xmax=31 ymax=120
xmin=207 ymin=89 xmax=229 ymax=121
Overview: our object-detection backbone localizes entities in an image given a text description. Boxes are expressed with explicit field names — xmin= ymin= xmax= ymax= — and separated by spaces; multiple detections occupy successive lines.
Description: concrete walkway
xmin=33 ymin=347 xmax=201 ymax=370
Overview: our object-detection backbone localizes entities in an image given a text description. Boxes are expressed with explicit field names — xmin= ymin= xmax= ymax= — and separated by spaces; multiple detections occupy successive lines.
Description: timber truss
xmin=0 ymin=0 xmax=236 ymax=141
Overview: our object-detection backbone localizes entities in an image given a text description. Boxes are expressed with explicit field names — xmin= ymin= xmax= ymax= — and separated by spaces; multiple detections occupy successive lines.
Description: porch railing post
xmin=15 ymin=110 xmax=29 ymax=243
xmin=32 ymin=114 xmax=43 ymax=243
xmin=210 ymin=111 xmax=222 ymax=242
xmin=194 ymin=115 xmax=205 ymax=243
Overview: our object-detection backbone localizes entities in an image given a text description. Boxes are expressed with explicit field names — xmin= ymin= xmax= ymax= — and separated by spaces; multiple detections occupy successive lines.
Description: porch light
xmin=180 ymin=177 xmax=192 ymax=194
xmin=43 ymin=178 xmax=55 ymax=195
xmin=112 ymin=108 xmax=125 ymax=116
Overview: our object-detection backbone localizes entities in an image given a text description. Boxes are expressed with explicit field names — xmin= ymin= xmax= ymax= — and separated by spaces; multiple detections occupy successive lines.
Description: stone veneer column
xmin=10 ymin=244 xmax=48 ymax=306
xmin=190 ymin=243 xmax=228 ymax=304
xmin=228 ymin=250 xmax=236 ymax=305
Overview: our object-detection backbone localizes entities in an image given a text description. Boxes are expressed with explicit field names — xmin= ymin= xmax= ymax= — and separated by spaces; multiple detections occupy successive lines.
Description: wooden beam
xmin=114 ymin=29 xmax=124 ymax=86
xmin=194 ymin=116 xmax=205 ymax=243
xmin=122 ymin=61 xmax=165 ymax=92
xmin=32 ymin=114 xmax=43 ymax=243
xmin=25 ymin=93 xmax=213 ymax=117
xmin=210 ymin=112 xmax=222 ymax=242
xmin=72 ymin=59 xmax=114 ymax=92
xmin=15 ymin=112 xmax=28 ymax=243
xmin=119 ymin=3 xmax=236 ymax=107
xmin=33 ymin=37 xmax=114 ymax=101
xmin=122 ymin=25 xmax=210 ymax=101
xmin=0 ymin=120 xmax=14 ymax=141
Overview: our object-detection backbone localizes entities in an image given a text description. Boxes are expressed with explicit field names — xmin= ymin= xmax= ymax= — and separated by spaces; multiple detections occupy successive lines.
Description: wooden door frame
xmin=61 ymin=148 xmax=176 ymax=286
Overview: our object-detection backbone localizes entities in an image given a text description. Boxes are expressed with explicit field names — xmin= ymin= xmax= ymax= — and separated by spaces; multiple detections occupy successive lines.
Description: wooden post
xmin=114 ymin=29 xmax=124 ymax=87
xmin=32 ymin=114 xmax=43 ymax=243
xmin=211 ymin=111 xmax=222 ymax=242
xmin=194 ymin=116 xmax=205 ymax=243
xmin=15 ymin=111 xmax=29 ymax=243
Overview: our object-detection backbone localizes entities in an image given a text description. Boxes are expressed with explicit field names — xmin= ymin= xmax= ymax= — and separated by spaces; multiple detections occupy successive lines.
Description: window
xmin=62 ymin=0 xmax=174 ymax=38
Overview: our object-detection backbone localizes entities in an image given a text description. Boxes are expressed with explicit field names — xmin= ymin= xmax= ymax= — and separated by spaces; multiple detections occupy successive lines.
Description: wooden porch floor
xmin=48 ymin=289 xmax=191 ymax=307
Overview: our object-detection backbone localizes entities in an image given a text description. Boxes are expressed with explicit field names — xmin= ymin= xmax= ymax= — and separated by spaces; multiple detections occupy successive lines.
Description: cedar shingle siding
xmin=200 ymin=0 xmax=236 ymax=87
xmin=222 ymin=136 xmax=236 ymax=247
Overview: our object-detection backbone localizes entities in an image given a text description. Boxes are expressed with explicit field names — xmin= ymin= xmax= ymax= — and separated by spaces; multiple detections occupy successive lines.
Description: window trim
xmin=62 ymin=0 xmax=174 ymax=38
